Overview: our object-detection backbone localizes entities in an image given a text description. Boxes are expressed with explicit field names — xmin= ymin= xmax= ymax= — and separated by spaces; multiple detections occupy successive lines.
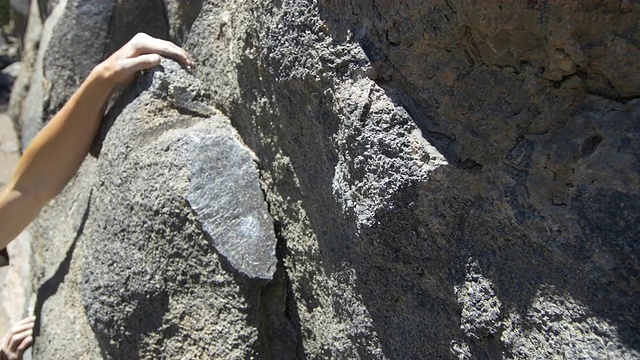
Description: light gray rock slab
xmin=188 ymin=130 xmax=277 ymax=280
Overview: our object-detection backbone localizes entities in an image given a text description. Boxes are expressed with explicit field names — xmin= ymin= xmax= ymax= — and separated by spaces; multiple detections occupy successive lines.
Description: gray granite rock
xmin=80 ymin=60 xmax=280 ymax=358
xmin=9 ymin=0 xmax=640 ymax=359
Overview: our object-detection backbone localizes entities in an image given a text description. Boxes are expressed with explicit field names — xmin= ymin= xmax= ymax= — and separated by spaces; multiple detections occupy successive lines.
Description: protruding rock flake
xmin=188 ymin=130 xmax=277 ymax=280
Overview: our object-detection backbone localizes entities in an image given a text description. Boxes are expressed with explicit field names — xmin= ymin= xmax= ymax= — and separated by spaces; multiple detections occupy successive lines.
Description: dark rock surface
xmin=9 ymin=0 xmax=640 ymax=359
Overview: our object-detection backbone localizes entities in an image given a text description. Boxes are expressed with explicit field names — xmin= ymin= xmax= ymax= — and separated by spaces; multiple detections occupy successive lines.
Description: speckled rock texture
xmin=9 ymin=0 xmax=639 ymax=359
xmin=82 ymin=60 xmax=279 ymax=359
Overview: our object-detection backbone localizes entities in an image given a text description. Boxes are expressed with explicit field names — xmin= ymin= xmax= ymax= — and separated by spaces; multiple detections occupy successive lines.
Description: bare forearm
xmin=12 ymin=67 xmax=115 ymax=200
xmin=0 ymin=67 xmax=114 ymax=248
xmin=0 ymin=32 xmax=192 ymax=249
xmin=0 ymin=188 xmax=41 ymax=249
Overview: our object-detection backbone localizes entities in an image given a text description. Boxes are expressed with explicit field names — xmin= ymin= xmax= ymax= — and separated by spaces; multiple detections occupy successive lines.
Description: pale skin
xmin=0 ymin=33 xmax=193 ymax=360
xmin=0 ymin=316 xmax=34 ymax=360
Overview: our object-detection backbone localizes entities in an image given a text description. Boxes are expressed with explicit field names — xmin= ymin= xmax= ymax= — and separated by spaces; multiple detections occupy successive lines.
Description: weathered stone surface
xmin=162 ymin=0 xmax=203 ymax=44
xmin=8 ymin=0 xmax=640 ymax=359
xmin=81 ymin=60 xmax=281 ymax=359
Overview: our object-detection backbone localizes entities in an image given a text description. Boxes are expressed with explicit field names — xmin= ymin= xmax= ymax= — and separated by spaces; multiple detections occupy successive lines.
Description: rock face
xmin=9 ymin=0 xmax=639 ymax=359
xmin=82 ymin=60 xmax=279 ymax=359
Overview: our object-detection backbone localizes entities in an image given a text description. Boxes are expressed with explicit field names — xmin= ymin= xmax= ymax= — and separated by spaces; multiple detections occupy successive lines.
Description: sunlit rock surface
xmin=10 ymin=0 xmax=639 ymax=358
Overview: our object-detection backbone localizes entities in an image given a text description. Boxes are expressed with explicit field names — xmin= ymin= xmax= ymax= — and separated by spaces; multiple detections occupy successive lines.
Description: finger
xmin=8 ymin=332 xmax=31 ymax=354
xmin=17 ymin=335 xmax=33 ymax=352
xmin=9 ymin=322 xmax=34 ymax=337
xmin=120 ymin=54 xmax=162 ymax=74
xmin=12 ymin=317 xmax=35 ymax=328
xmin=132 ymin=36 xmax=194 ymax=67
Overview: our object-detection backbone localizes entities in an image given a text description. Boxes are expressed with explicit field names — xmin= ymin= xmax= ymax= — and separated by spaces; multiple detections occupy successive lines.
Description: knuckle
xmin=130 ymin=32 xmax=150 ymax=49
xmin=133 ymin=32 xmax=148 ymax=40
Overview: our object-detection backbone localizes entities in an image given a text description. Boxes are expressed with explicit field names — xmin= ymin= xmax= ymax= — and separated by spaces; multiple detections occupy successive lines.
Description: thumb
xmin=120 ymin=53 xmax=162 ymax=74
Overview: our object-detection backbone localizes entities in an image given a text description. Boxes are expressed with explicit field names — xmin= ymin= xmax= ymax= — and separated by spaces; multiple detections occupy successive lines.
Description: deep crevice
xmin=256 ymin=168 xmax=304 ymax=359
xmin=263 ymin=221 xmax=304 ymax=359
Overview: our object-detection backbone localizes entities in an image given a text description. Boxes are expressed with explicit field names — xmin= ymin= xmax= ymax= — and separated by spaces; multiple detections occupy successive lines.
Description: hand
xmin=95 ymin=32 xmax=194 ymax=86
xmin=0 ymin=316 xmax=35 ymax=360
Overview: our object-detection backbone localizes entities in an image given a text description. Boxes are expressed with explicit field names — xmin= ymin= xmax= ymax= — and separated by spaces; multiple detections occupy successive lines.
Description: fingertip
xmin=178 ymin=47 xmax=193 ymax=66
xmin=18 ymin=316 xmax=34 ymax=324
xmin=182 ymin=53 xmax=194 ymax=69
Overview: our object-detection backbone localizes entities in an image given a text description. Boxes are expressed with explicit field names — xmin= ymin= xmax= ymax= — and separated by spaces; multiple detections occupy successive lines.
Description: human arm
xmin=0 ymin=33 xmax=194 ymax=249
